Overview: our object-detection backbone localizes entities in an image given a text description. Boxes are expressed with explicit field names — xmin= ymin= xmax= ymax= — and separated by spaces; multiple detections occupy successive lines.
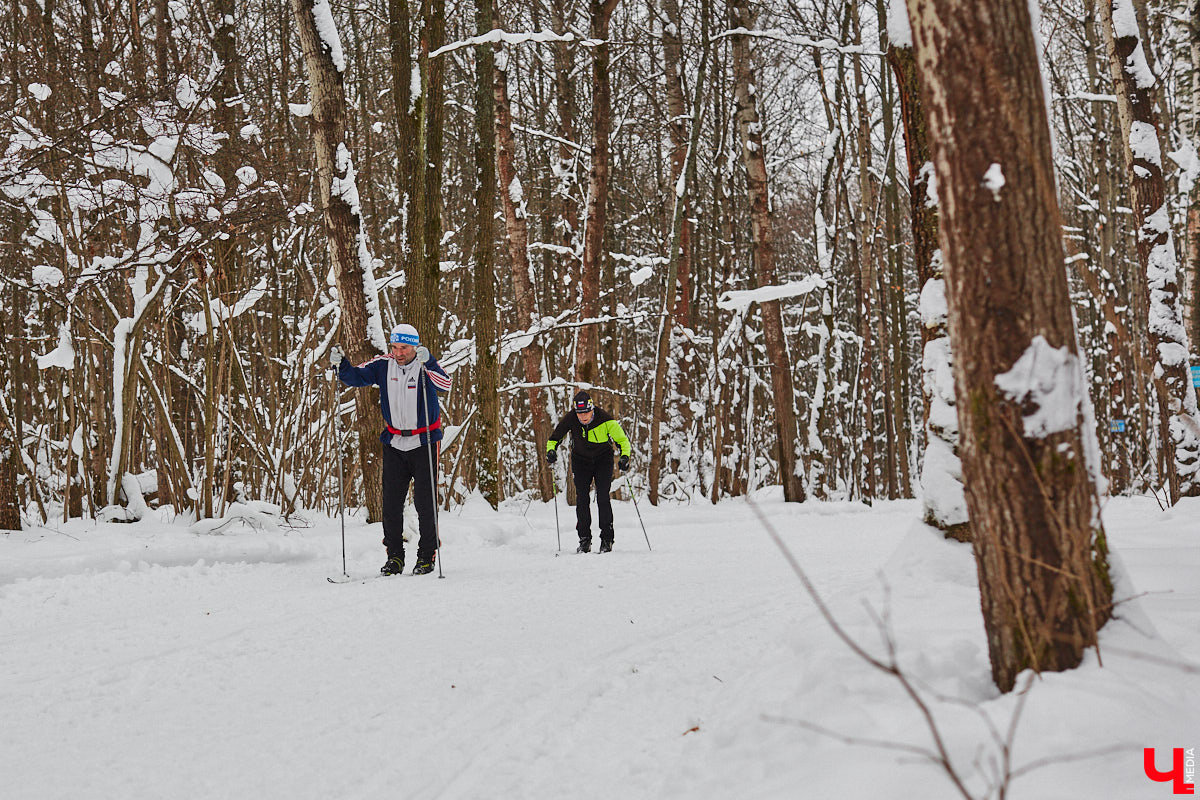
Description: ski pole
xmin=551 ymin=463 xmax=561 ymax=552
xmin=417 ymin=349 xmax=445 ymax=579
xmin=625 ymin=473 xmax=652 ymax=551
xmin=333 ymin=372 xmax=347 ymax=578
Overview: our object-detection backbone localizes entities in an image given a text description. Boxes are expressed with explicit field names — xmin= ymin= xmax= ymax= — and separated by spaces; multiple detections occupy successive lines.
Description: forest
xmin=2 ymin=0 xmax=1198 ymax=541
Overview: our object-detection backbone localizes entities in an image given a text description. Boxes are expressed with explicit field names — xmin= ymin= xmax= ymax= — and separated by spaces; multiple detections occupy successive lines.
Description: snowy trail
xmin=3 ymin=495 xmax=1197 ymax=799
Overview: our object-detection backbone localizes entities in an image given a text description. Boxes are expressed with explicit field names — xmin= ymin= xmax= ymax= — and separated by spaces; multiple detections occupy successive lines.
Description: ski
xmin=327 ymin=573 xmax=401 ymax=584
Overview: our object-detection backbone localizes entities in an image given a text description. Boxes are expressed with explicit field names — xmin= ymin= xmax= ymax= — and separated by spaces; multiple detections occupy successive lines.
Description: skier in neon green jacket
xmin=546 ymin=390 xmax=632 ymax=553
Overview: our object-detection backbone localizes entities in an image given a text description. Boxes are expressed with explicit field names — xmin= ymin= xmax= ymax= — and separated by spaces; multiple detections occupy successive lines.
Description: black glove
xmin=546 ymin=449 xmax=557 ymax=465
xmin=618 ymin=455 xmax=630 ymax=471
xmin=329 ymin=345 xmax=344 ymax=368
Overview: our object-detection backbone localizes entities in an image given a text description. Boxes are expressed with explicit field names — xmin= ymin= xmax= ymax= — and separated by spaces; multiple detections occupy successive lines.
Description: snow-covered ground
xmin=2 ymin=492 xmax=1196 ymax=799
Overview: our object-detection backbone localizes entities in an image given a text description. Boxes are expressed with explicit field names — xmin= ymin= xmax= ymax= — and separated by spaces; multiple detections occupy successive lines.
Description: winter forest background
xmin=4 ymin=0 xmax=1200 ymax=539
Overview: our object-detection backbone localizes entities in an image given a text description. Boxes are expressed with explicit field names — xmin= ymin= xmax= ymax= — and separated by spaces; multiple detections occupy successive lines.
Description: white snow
xmin=717 ymin=274 xmax=826 ymax=312
xmin=1112 ymin=0 xmax=1156 ymax=89
xmin=1129 ymin=120 xmax=1162 ymax=168
xmin=235 ymin=165 xmax=258 ymax=187
xmin=982 ymin=162 xmax=1005 ymax=202
xmin=886 ymin=0 xmax=912 ymax=48
xmin=310 ymin=0 xmax=346 ymax=73
xmin=28 ymin=83 xmax=51 ymax=102
xmin=430 ymin=29 xmax=575 ymax=59
xmin=2 ymin=494 xmax=1197 ymax=798
xmin=630 ymin=265 xmax=655 ymax=287
xmin=36 ymin=322 xmax=75 ymax=370
xmin=31 ymin=264 xmax=64 ymax=287
xmin=175 ymin=75 xmax=200 ymax=109
xmin=994 ymin=335 xmax=1084 ymax=438
xmin=918 ymin=275 xmax=947 ymax=328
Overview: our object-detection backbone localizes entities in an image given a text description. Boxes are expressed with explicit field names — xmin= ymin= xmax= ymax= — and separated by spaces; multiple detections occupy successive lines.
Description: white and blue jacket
xmin=338 ymin=354 xmax=453 ymax=447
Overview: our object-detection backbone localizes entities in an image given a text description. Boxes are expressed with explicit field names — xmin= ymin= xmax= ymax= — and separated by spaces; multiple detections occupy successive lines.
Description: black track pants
xmin=381 ymin=443 xmax=438 ymax=561
xmin=572 ymin=454 xmax=613 ymax=543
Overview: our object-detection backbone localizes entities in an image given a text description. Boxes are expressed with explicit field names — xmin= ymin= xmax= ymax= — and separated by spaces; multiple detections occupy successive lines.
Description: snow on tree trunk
xmin=1099 ymin=0 xmax=1200 ymax=502
xmin=906 ymin=0 xmax=1113 ymax=692
xmin=888 ymin=29 xmax=967 ymax=537
xmin=730 ymin=0 xmax=805 ymax=503
xmin=291 ymin=0 xmax=386 ymax=522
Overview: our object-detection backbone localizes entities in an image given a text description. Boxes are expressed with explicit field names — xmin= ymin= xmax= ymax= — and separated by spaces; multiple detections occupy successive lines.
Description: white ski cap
xmin=389 ymin=323 xmax=420 ymax=346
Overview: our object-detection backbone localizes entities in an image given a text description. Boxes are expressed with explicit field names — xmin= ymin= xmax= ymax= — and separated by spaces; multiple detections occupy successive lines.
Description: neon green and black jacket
xmin=547 ymin=407 xmax=631 ymax=462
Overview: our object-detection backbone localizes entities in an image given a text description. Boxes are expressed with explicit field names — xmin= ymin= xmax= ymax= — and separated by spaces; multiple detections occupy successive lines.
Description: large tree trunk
xmin=473 ymin=0 xmax=500 ymax=508
xmin=887 ymin=26 xmax=967 ymax=538
xmin=291 ymin=0 xmax=385 ymax=522
xmin=495 ymin=42 xmax=553 ymax=501
xmin=576 ymin=0 xmax=619 ymax=385
xmin=1098 ymin=0 xmax=1200 ymax=502
xmin=906 ymin=0 xmax=1113 ymax=692
xmin=729 ymin=0 xmax=805 ymax=503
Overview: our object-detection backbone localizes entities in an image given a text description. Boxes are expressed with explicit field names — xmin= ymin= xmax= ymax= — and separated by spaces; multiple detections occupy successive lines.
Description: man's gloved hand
xmin=329 ymin=345 xmax=344 ymax=368
xmin=618 ymin=454 xmax=630 ymax=471
xmin=415 ymin=345 xmax=430 ymax=363
xmin=546 ymin=449 xmax=557 ymax=465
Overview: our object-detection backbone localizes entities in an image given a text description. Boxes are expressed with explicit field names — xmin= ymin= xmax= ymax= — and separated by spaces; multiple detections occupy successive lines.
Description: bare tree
xmin=729 ymin=0 xmax=805 ymax=503
xmin=576 ymin=0 xmax=619 ymax=385
xmin=473 ymin=0 xmax=500 ymax=508
xmin=906 ymin=0 xmax=1113 ymax=691
xmin=494 ymin=36 xmax=553 ymax=500
xmin=290 ymin=0 xmax=386 ymax=521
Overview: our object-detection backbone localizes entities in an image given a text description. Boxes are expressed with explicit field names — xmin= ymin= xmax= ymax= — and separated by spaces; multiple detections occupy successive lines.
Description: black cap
xmin=573 ymin=391 xmax=594 ymax=413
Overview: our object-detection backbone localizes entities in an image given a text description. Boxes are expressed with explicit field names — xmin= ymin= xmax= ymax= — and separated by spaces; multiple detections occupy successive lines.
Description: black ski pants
xmin=381 ymin=443 xmax=438 ymax=561
xmin=572 ymin=454 xmax=613 ymax=544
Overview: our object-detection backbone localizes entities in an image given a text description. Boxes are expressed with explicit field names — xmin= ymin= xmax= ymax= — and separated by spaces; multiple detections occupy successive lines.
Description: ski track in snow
xmin=2 ymin=494 xmax=1197 ymax=799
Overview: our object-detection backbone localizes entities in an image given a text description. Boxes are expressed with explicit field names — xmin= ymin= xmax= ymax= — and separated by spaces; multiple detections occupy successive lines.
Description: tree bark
xmin=888 ymin=38 xmax=967 ymax=538
xmin=576 ymin=0 xmax=619 ymax=385
xmin=1098 ymin=0 xmax=1200 ymax=501
xmin=495 ymin=42 xmax=553 ymax=500
xmin=290 ymin=0 xmax=384 ymax=522
xmin=473 ymin=0 xmax=500 ymax=508
xmin=729 ymin=0 xmax=805 ymax=503
xmin=907 ymin=0 xmax=1113 ymax=692
xmin=413 ymin=0 xmax=444 ymax=352
xmin=649 ymin=0 xmax=708 ymax=505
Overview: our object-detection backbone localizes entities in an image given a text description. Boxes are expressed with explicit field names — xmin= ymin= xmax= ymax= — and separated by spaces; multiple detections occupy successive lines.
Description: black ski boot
xmin=598 ymin=539 xmax=613 ymax=554
xmin=412 ymin=554 xmax=436 ymax=575
xmin=381 ymin=552 xmax=405 ymax=576
xmin=577 ymin=538 xmax=592 ymax=554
